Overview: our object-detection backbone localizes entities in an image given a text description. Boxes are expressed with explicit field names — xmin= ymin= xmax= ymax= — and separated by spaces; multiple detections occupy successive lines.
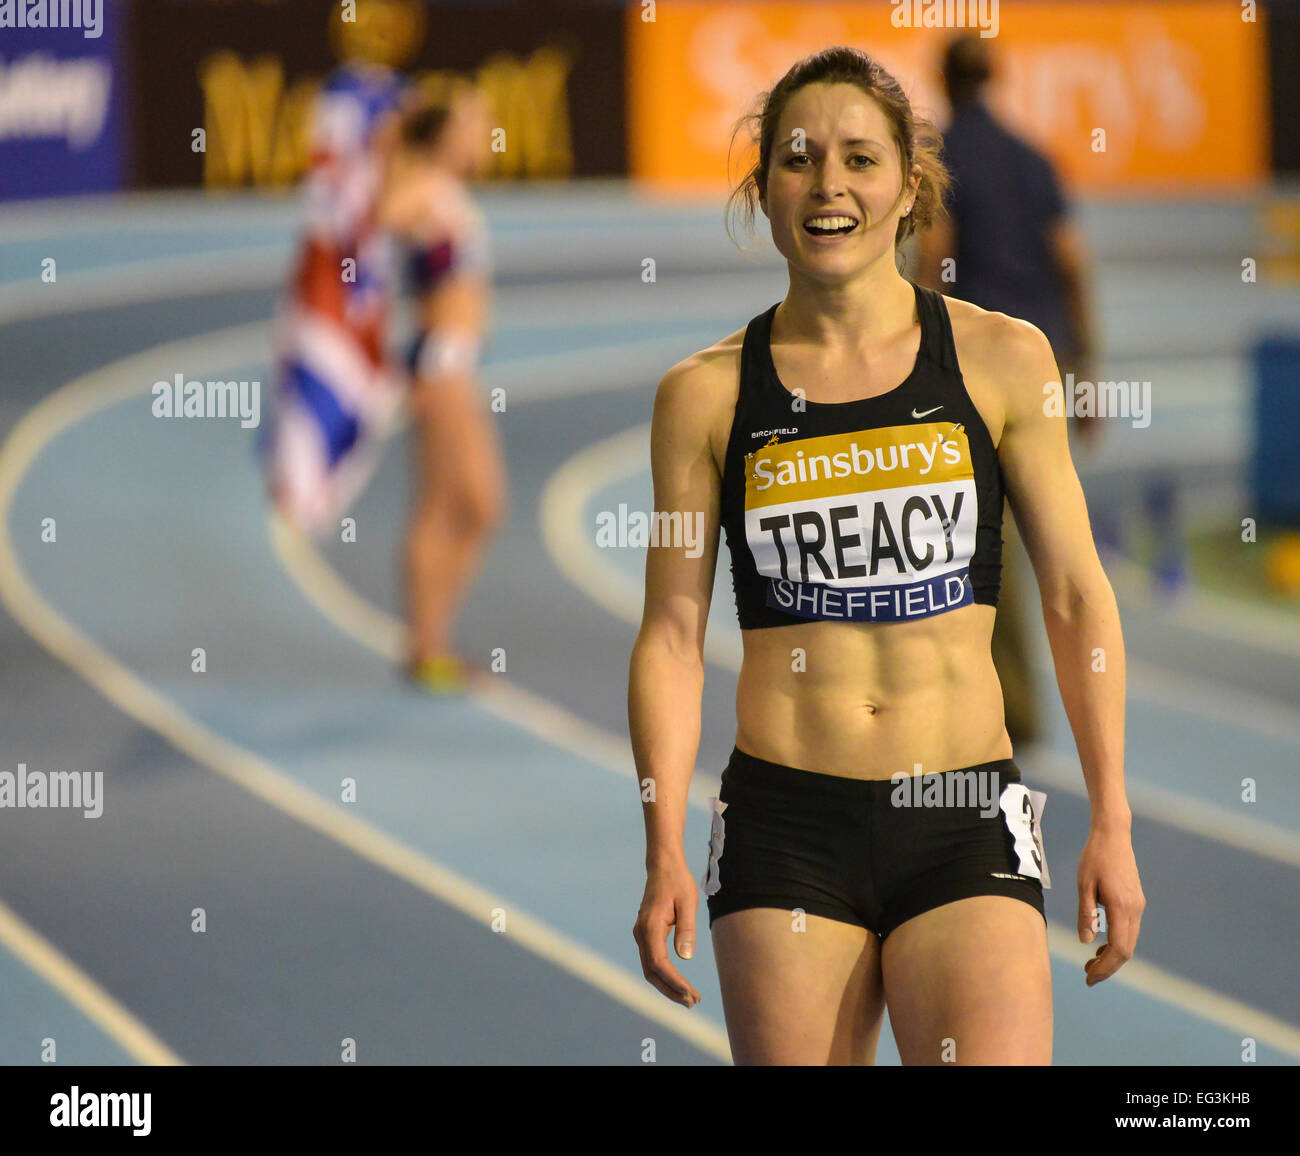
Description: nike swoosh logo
xmin=912 ymin=406 xmax=943 ymax=418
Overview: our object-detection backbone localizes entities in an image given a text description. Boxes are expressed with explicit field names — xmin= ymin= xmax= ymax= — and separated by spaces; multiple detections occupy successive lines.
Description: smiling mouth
xmin=803 ymin=216 xmax=859 ymax=238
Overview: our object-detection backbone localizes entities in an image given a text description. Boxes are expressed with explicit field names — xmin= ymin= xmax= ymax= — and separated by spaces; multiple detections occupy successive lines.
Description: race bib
xmin=744 ymin=424 xmax=979 ymax=624
xmin=998 ymin=784 xmax=1051 ymax=889
xmin=701 ymin=797 xmax=728 ymax=897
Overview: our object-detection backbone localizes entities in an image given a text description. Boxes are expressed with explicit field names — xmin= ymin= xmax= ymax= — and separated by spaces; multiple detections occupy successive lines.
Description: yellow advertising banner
xmin=628 ymin=0 xmax=1268 ymax=194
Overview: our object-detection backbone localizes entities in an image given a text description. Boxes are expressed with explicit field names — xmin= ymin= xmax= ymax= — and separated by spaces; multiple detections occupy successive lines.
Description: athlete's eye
xmin=783 ymin=153 xmax=874 ymax=169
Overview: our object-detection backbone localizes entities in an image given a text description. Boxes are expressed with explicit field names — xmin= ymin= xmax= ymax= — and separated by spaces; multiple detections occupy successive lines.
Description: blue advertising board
xmin=0 ymin=0 xmax=126 ymax=199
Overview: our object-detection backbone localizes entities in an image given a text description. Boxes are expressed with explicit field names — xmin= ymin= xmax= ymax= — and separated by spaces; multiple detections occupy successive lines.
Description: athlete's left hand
xmin=1076 ymin=822 xmax=1145 ymax=986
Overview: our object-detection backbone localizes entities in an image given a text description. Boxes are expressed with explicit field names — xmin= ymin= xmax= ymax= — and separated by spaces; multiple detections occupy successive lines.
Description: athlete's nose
xmin=809 ymin=159 xmax=850 ymax=204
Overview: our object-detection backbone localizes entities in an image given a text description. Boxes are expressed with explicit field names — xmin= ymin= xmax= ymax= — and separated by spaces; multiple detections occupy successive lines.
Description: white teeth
xmin=805 ymin=216 xmax=857 ymax=229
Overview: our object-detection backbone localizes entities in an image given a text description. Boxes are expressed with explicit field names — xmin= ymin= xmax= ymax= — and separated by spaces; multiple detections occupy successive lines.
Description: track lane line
xmin=0 ymin=898 xmax=184 ymax=1065
xmin=0 ymin=324 xmax=731 ymax=1065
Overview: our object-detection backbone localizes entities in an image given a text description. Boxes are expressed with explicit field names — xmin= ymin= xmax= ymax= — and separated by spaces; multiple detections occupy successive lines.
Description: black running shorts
xmin=703 ymin=746 xmax=1048 ymax=938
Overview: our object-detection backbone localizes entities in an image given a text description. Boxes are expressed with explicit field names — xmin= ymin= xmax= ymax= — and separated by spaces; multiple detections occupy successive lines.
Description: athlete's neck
xmin=775 ymin=263 xmax=916 ymax=356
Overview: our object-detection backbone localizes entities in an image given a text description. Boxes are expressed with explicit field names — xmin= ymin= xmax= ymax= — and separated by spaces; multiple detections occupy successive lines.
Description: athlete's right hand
xmin=633 ymin=860 xmax=703 ymax=1008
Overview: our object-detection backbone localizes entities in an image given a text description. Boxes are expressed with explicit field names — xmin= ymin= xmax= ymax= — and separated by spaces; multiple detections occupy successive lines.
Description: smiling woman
xmin=726 ymin=51 xmax=948 ymax=256
xmin=630 ymin=44 xmax=1143 ymax=1067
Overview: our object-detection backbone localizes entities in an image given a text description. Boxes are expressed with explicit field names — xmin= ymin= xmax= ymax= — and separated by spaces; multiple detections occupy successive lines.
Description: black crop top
xmin=719 ymin=281 xmax=1004 ymax=629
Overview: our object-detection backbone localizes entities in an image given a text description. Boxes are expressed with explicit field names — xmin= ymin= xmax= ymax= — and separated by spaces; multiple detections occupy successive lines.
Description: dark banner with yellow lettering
xmin=126 ymin=0 xmax=625 ymax=189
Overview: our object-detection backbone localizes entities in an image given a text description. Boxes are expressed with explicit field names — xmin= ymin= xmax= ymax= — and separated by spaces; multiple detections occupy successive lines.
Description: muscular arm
xmin=993 ymin=317 xmax=1127 ymax=826
xmin=628 ymin=357 xmax=729 ymax=1005
xmin=628 ymin=359 xmax=724 ymax=868
xmin=992 ymin=315 xmax=1145 ymax=979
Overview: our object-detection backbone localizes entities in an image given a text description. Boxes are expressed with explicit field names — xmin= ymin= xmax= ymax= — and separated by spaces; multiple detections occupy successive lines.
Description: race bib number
xmin=743 ymin=424 xmax=979 ymax=624
xmin=701 ymin=798 xmax=728 ymax=897
xmin=998 ymin=784 xmax=1051 ymax=889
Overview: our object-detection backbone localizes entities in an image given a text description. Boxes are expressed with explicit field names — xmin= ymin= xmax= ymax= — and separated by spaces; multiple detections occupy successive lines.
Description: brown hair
xmin=725 ymin=46 xmax=949 ymax=251
xmin=396 ymin=76 xmax=478 ymax=149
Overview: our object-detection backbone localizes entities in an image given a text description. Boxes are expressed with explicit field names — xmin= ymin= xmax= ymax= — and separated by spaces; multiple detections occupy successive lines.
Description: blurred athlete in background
xmin=377 ymin=83 xmax=506 ymax=693
xmin=264 ymin=4 xmax=503 ymax=692
xmin=916 ymin=33 xmax=1100 ymax=747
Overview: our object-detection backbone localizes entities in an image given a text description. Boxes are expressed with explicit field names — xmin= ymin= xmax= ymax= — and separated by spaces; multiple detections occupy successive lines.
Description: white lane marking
xmin=0 ymin=898 xmax=184 ymax=1065
xmin=0 ymin=324 xmax=731 ymax=1065
xmin=1021 ymin=744 xmax=1300 ymax=871
xmin=1045 ymin=923 xmax=1300 ymax=1057
xmin=268 ymin=513 xmax=662 ymax=798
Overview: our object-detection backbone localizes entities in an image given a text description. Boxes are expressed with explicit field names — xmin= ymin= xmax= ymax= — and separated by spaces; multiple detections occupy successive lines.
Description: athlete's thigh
xmin=711 ymin=908 xmax=885 ymax=1065
xmin=881 ymin=895 xmax=1052 ymax=1065
xmin=410 ymin=373 xmax=502 ymax=494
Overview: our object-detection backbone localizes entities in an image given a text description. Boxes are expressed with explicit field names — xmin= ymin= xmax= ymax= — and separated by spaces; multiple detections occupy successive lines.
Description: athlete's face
xmin=436 ymin=90 xmax=493 ymax=179
xmin=760 ymin=83 xmax=920 ymax=277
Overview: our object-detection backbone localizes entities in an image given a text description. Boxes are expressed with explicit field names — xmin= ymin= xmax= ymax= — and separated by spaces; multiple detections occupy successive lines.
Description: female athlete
xmin=376 ymin=84 xmax=506 ymax=692
xmin=629 ymin=47 xmax=1143 ymax=1065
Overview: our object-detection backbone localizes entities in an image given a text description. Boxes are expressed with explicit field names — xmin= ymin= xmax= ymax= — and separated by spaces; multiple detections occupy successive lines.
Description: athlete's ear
xmin=907 ymin=162 xmax=922 ymax=202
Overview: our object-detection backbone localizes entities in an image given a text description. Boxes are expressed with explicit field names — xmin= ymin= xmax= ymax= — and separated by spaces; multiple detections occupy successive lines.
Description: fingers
xmin=1084 ymin=941 xmax=1127 ymax=986
xmin=1077 ymin=880 xmax=1099 ymax=944
xmin=1080 ymin=884 xmax=1146 ymax=986
xmin=1085 ymin=903 xmax=1143 ymax=986
xmin=632 ymin=913 xmax=702 ymax=1008
xmin=674 ymin=900 xmax=696 ymax=962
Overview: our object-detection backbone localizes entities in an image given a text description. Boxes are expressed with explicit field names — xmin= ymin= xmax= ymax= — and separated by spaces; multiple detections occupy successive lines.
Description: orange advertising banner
xmin=628 ymin=0 xmax=1268 ymax=195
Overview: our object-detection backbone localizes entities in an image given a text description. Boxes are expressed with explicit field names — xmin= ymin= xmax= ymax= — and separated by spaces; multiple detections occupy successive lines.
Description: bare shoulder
xmin=381 ymin=167 xmax=471 ymax=244
xmin=653 ymin=325 xmax=746 ymax=469
xmin=656 ymin=325 xmax=744 ymax=403
xmin=942 ymin=295 xmax=1060 ymax=442
xmin=944 ymin=294 xmax=1056 ymax=376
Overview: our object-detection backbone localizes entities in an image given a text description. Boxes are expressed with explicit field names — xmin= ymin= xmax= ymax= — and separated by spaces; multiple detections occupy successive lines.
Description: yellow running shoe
xmin=407 ymin=654 xmax=472 ymax=695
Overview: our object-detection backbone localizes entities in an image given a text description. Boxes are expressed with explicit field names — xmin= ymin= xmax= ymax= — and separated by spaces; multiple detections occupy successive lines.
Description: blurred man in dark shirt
xmin=918 ymin=33 xmax=1100 ymax=748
